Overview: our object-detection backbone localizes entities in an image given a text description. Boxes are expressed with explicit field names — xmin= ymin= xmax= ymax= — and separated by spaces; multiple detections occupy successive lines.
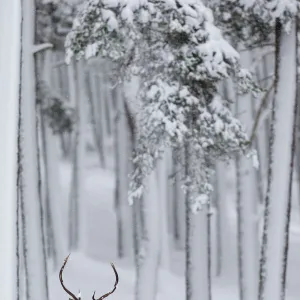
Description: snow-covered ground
xmin=50 ymin=153 xmax=300 ymax=300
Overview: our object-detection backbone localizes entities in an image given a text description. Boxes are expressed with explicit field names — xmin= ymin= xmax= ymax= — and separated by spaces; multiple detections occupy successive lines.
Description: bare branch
xmin=59 ymin=254 xmax=79 ymax=300
xmin=92 ymin=263 xmax=119 ymax=300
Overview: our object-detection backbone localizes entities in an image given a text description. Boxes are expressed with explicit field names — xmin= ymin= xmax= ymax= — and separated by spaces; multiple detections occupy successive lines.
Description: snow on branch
xmin=65 ymin=0 xmax=257 ymax=208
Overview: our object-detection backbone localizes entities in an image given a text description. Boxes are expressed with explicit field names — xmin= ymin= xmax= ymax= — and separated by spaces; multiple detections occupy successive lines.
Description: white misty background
xmin=1 ymin=1 xmax=300 ymax=300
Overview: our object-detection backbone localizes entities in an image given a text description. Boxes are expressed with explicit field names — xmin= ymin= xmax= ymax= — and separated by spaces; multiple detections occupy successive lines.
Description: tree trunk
xmin=0 ymin=0 xmax=21 ymax=298
xmin=281 ymin=16 xmax=299 ymax=298
xmin=173 ymin=148 xmax=185 ymax=250
xmin=295 ymin=26 xmax=300 ymax=219
xmin=114 ymin=85 xmax=132 ymax=258
xmin=214 ymin=161 xmax=230 ymax=276
xmin=98 ymin=74 xmax=109 ymax=150
xmin=19 ymin=0 xmax=49 ymax=298
xmin=40 ymin=49 xmax=67 ymax=269
xmin=157 ymin=153 xmax=171 ymax=269
xmin=135 ymin=170 xmax=160 ymax=300
xmin=88 ymin=71 xmax=105 ymax=167
xmin=259 ymin=19 xmax=297 ymax=300
xmin=69 ymin=60 xmax=87 ymax=251
xmin=185 ymin=144 xmax=210 ymax=300
xmin=236 ymin=50 xmax=259 ymax=300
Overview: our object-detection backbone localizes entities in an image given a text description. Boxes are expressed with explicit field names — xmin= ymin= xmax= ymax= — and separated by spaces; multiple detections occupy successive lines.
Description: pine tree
xmin=65 ymin=2 xmax=259 ymax=300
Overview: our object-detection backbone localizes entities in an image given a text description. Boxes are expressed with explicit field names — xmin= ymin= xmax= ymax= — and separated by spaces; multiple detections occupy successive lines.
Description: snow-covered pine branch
xmin=65 ymin=0 xmax=257 ymax=209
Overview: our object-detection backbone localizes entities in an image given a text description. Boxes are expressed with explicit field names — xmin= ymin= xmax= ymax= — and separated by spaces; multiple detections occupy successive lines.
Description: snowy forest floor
xmin=49 ymin=152 xmax=300 ymax=300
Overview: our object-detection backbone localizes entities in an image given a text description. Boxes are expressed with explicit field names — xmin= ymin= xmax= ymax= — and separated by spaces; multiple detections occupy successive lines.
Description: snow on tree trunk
xmin=235 ymin=50 xmax=259 ymax=300
xmin=135 ymin=170 xmax=160 ymax=300
xmin=185 ymin=144 xmax=210 ymax=300
xmin=18 ymin=0 xmax=49 ymax=298
xmin=157 ymin=153 xmax=171 ymax=269
xmin=0 ymin=0 xmax=21 ymax=298
xmin=40 ymin=49 xmax=67 ymax=268
xmin=114 ymin=84 xmax=132 ymax=258
xmin=259 ymin=19 xmax=297 ymax=300
xmin=69 ymin=59 xmax=87 ymax=251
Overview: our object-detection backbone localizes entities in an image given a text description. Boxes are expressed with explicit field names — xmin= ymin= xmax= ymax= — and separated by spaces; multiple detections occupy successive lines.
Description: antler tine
xmin=59 ymin=254 xmax=79 ymax=300
xmin=92 ymin=263 xmax=119 ymax=300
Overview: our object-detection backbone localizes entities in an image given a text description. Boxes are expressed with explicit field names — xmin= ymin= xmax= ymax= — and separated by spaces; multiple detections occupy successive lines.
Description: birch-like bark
xmin=236 ymin=50 xmax=259 ymax=300
xmin=214 ymin=161 xmax=230 ymax=276
xmin=173 ymin=148 xmax=185 ymax=250
xmin=114 ymin=85 xmax=132 ymax=258
xmin=281 ymin=16 xmax=299 ymax=299
xmin=41 ymin=50 xmax=67 ymax=268
xmin=97 ymin=74 xmax=109 ymax=147
xmin=19 ymin=0 xmax=49 ymax=298
xmin=185 ymin=144 xmax=210 ymax=300
xmin=259 ymin=19 xmax=297 ymax=300
xmin=135 ymin=171 xmax=161 ymax=300
xmin=87 ymin=71 xmax=105 ymax=167
xmin=0 ymin=0 xmax=21 ymax=299
xmin=103 ymin=63 xmax=114 ymax=136
xmin=157 ymin=153 xmax=171 ymax=269
xmin=295 ymin=29 xmax=300 ymax=217
xmin=69 ymin=60 xmax=87 ymax=251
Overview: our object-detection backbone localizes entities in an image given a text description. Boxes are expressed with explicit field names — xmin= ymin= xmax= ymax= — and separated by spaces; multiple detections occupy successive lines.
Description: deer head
xmin=59 ymin=254 xmax=119 ymax=300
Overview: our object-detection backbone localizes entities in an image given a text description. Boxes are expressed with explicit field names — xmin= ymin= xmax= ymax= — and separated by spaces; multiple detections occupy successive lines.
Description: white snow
xmin=48 ymin=151 xmax=300 ymax=300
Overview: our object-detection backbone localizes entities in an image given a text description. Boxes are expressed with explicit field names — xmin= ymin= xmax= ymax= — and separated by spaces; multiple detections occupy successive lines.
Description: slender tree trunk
xmin=185 ymin=144 xmax=210 ymax=300
xmin=87 ymin=71 xmax=105 ymax=167
xmin=171 ymin=150 xmax=180 ymax=245
xmin=236 ymin=50 xmax=259 ymax=300
xmin=259 ymin=19 xmax=297 ymax=300
xmin=103 ymin=63 xmax=114 ymax=136
xmin=69 ymin=60 xmax=87 ymax=251
xmin=281 ymin=16 xmax=299 ymax=299
xmin=18 ymin=0 xmax=49 ymax=298
xmin=98 ymin=74 xmax=108 ymax=149
xmin=17 ymin=180 xmax=26 ymax=300
xmin=135 ymin=171 xmax=161 ymax=300
xmin=114 ymin=85 xmax=132 ymax=258
xmin=250 ymin=68 xmax=265 ymax=205
xmin=295 ymin=27 xmax=300 ymax=216
xmin=0 ymin=0 xmax=21 ymax=298
xmin=254 ymin=52 xmax=271 ymax=199
xmin=40 ymin=49 xmax=67 ymax=268
xmin=173 ymin=148 xmax=185 ymax=250
xmin=157 ymin=153 xmax=171 ymax=269
xmin=214 ymin=161 xmax=230 ymax=276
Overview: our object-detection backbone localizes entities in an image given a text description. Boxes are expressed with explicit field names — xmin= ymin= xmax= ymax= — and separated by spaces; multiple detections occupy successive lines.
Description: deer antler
xmin=92 ymin=263 xmax=119 ymax=300
xmin=59 ymin=254 xmax=80 ymax=300
xmin=59 ymin=255 xmax=119 ymax=300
